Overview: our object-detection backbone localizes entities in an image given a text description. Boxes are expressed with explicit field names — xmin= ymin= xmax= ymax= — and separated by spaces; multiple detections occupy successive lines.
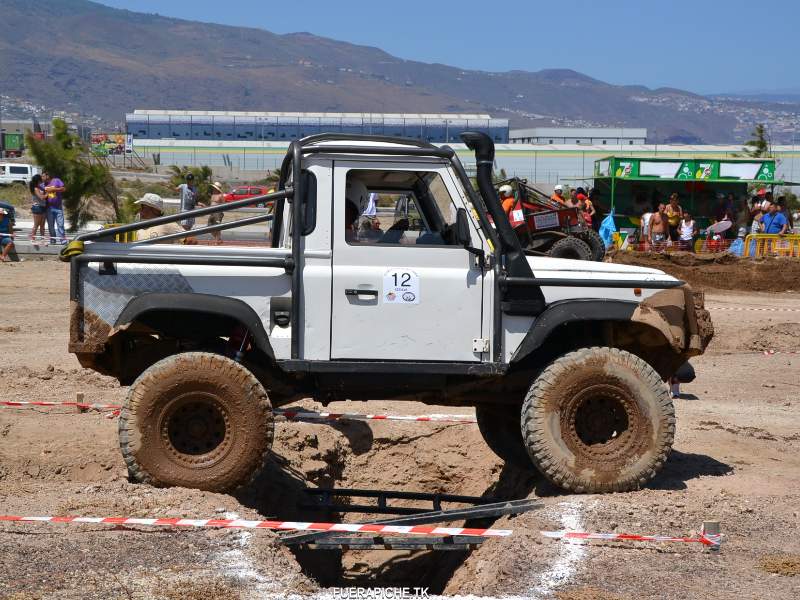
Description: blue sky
xmin=97 ymin=0 xmax=798 ymax=94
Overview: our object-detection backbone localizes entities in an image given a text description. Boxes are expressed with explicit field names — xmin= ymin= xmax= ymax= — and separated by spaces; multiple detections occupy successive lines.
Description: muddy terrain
xmin=613 ymin=251 xmax=800 ymax=293
xmin=1 ymin=261 xmax=799 ymax=599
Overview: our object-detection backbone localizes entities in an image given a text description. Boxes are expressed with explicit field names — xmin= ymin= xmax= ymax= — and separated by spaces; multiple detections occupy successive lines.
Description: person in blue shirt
xmin=0 ymin=207 xmax=14 ymax=262
xmin=760 ymin=202 xmax=788 ymax=235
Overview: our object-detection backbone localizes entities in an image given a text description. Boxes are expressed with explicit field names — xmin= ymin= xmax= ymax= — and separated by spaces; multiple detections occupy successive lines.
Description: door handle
xmin=345 ymin=288 xmax=379 ymax=297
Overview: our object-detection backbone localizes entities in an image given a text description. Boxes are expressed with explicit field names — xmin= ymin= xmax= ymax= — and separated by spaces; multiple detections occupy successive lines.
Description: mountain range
xmin=2 ymin=0 xmax=798 ymax=143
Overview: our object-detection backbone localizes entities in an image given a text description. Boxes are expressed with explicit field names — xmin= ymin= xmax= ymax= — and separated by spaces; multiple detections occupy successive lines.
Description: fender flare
xmin=511 ymin=299 xmax=641 ymax=363
xmin=115 ymin=292 xmax=275 ymax=359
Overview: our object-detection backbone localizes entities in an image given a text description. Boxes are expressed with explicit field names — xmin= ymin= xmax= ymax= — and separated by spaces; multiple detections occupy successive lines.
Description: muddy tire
xmin=119 ymin=352 xmax=273 ymax=492
xmin=577 ymin=229 xmax=606 ymax=262
xmin=521 ymin=347 xmax=674 ymax=493
xmin=548 ymin=236 xmax=593 ymax=261
xmin=475 ymin=405 xmax=534 ymax=470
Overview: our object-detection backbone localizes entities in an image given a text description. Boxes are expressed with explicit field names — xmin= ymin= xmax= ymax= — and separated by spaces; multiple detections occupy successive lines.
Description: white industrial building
xmin=509 ymin=127 xmax=648 ymax=145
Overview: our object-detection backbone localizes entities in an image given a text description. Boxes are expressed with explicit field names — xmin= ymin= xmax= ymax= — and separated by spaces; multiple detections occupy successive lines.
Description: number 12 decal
xmin=383 ymin=269 xmax=420 ymax=304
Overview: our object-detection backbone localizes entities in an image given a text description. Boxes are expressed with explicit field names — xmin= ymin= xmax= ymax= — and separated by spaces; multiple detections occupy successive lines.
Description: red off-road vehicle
xmin=496 ymin=178 xmax=605 ymax=261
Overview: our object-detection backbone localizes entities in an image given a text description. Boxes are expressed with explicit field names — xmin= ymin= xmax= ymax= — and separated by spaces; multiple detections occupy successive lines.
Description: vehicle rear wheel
xmin=547 ymin=236 xmax=593 ymax=261
xmin=119 ymin=352 xmax=273 ymax=492
xmin=475 ymin=404 xmax=534 ymax=470
xmin=521 ymin=347 xmax=674 ymax=493
xmin=577 ymin=229 xmax=606 ymax=261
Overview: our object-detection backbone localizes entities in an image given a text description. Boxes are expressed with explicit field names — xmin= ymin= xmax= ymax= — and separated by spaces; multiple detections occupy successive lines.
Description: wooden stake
xmin=76 ymin=392 xmax=86 ymax=413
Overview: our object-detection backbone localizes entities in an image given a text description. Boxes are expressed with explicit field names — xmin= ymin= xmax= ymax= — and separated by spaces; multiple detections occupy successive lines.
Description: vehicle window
xmin=231 ymin=187 xmax=248 ymax=195
xmin=344 ymin=169 xmax=459 ymax=246
xmin=9 ymin=166 xmax=28 ymax=175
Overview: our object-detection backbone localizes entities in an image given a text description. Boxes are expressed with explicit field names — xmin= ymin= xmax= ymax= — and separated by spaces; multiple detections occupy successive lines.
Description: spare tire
xmin=577 ymin=229 xmax=606 ymax=261
xmin=548 ymin=236 xmax=593 ymax=261
xmin=119 ymin=352 xmax=273 ymax=492
xmin=475 ymin=404 xmax=534 ymax=470
xmin=521 ymin=347 xmax=674 ymax=493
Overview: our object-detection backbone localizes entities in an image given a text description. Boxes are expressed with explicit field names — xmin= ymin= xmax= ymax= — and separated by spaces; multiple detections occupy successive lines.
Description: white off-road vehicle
xmin=65 ymin=133 xmax=712 ymax=494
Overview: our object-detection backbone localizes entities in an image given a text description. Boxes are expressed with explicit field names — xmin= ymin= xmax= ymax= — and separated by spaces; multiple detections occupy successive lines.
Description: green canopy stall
xmin=587 ymin=156 xmax=788 ymax=232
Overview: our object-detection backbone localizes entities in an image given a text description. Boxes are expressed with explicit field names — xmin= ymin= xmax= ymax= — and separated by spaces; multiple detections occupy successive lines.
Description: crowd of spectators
xmin=637 ymin=188 xmax=797 ymax=253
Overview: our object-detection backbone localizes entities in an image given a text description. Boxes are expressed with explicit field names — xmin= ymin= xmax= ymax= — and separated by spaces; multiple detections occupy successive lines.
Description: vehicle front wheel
xmin=119 ymin=352 xmax=273 ymax=492
xmin=521 ymin=347 xmax=674 ymax=493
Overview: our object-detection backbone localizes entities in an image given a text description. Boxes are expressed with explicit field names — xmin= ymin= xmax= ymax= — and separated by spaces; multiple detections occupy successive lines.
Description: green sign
xmin=598 ymin=156 xmax=778 ymax=183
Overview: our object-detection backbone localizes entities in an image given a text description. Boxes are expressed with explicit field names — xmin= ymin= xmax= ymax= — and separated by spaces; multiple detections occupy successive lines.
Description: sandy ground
xmin=1 ymin=261 xmax=799 ymax=599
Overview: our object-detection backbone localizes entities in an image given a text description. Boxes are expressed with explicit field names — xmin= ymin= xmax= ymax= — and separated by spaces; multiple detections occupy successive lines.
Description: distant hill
xmin=3 ymin=0 xmax=798 ymax=143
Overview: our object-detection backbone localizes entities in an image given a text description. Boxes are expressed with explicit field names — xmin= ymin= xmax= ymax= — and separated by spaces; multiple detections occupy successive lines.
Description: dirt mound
xmin=612 ymin=252 xmax=800 ymax=292
xmin=0 ymin=480 xmax=315 ymax=598
xmin=761 ymin=555 xmax=800 ymax=576
xmin=745 ymin=323 xmax=800 ymax=352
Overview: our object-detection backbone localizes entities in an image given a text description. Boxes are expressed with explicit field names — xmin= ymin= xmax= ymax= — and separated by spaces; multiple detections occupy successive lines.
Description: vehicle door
xmin=330 ymin=161 xmax=486 ymax=362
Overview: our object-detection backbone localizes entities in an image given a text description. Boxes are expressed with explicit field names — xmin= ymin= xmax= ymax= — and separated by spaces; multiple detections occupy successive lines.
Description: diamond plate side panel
xmin=80 ymin=265 xmax=194 ymax=326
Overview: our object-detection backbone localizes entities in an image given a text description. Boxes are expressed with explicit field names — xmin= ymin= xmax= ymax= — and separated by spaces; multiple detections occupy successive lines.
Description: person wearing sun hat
xmin=207 ymin=181 xmax=225 ymax=245
xmin=134 ymin=193 xmax=187 ymax=243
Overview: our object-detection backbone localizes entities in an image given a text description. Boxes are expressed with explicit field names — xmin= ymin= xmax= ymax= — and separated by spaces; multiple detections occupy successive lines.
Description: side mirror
xmin=455 ymin=208 xmax=471 ymax=246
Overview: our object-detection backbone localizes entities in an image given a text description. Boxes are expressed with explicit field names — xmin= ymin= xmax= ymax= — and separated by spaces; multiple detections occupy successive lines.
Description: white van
xmin=0 ymin=163 xmax=40 ymax=186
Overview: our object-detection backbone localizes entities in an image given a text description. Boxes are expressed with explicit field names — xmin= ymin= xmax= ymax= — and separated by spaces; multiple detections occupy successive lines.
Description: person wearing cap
xmin=0 ymin=207 xmax=14 ymax=262
xmin=207 ymin=181 xmax=225 ymax=245
xmin=176 ymin=172 xmax=197 ymax=231
xmin=551 ymin=184 xmax=566 ymax=206
xmin=135 ymin=194 xmax=188 ymax=243
xmin=575 ymin=187 xmax=595 ymax=227
xmin=498 ymin=184 xmax=515 ymax=215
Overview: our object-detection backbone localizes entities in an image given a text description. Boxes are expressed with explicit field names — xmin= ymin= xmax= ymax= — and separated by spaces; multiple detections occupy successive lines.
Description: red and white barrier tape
xmin=0 ymin=401 xmax=476 ymax=424
xmin=762 ymin=349 xmax=800 ymax=356
xmin=709 ymin=306 xmax=800 ymax=313
xmin=0 ymin=400 xmax=121 ymax=411
xmin=542 ymin=530 xmax=720 ymax=547
xmin=0 ymin=515 xmax=509 ymax=537
xmin=276 ymin=409 xmax=476 ymax=424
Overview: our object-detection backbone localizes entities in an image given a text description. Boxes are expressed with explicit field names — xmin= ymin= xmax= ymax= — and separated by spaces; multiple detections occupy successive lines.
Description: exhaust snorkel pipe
xmin=461 ymin=132 xmax=533 ymax=279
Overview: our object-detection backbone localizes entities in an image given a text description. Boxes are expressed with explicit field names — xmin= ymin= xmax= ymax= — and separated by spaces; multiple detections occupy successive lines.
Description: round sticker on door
xmin=383 ymin=269 xmax=420 ymax=304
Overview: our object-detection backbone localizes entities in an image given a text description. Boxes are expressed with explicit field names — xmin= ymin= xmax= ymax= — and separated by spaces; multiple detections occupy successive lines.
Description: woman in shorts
xmin=207 ymin=182 xmax=225 ymax=245
xmin=28 ymin=174 xmax=47 ymax=241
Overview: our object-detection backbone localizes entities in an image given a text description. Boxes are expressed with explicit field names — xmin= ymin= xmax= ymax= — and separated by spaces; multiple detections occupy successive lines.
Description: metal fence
xmin=743 ymin=234 xmax=800 ymax=257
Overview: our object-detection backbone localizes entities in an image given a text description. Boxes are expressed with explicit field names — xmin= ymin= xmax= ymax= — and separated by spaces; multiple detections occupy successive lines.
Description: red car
xmin=222 ymin=186 xmax=274 ymax=207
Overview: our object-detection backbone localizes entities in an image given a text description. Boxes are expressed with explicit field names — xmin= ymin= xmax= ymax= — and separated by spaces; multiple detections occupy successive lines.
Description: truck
xmin=0 ymin=162 xmax=39 ymax=186
xmin=0 ymin=133 xmax=24 ymax=158
xmin=63 ymin=132 xmax=713 ymax=494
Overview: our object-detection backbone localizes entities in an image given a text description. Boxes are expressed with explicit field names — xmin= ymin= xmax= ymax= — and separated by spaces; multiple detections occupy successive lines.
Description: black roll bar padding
xmin=460 ymin=132 xmax=533 ymax=280
xmin=290 ymin=141 xmax=303 ymax=359
xmin=132 ymin=213 xmax=274 ymax=245
xmin=74 ymin=188 xmax=292 ymax=243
